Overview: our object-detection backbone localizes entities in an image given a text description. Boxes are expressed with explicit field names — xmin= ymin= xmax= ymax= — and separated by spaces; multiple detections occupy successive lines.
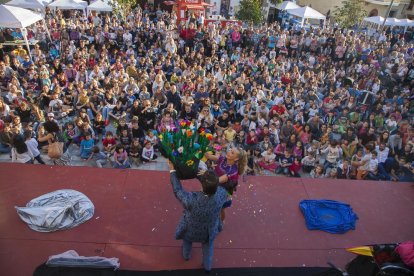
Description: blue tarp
xmin=299 ymin=200 xmax=358 ymax=234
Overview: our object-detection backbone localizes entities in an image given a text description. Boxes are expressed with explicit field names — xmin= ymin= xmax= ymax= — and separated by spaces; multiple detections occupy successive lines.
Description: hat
xmin=47 ymin=113 xmax=54 ymax=117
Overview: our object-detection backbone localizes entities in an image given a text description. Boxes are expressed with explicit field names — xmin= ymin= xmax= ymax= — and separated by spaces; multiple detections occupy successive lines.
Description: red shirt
xmin=270 ymin=105 xmax=286 ymax=117
xmin=103 ymin=137 xmax=116 ymax=147
xmin=281 ymin=75 xmax=291 ymax=85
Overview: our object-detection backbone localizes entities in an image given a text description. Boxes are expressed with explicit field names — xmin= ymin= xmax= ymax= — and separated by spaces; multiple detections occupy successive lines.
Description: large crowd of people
xmin=0 ymin=5 xmax=413 ymax=182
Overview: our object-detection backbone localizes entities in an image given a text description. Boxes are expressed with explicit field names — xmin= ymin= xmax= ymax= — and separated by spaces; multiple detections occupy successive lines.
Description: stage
xmin=0 ymin=164 xmax=413 ymax=275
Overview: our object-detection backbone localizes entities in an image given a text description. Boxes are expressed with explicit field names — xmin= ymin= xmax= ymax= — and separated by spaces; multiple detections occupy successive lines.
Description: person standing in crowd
xmin=168 ymin=160 xmax=227 ymax=273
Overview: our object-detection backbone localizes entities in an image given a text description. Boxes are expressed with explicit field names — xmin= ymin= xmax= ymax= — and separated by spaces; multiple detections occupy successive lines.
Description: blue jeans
xmin=182 ymin=239 xmax=214 ymax=271
xmin=378 ymin=157 xmax=398 ymax=181
xmin=102 ymin=106 xmax=112 ymax=121
xmin=113 ymin=160 xmax=130 ymax=169
xmin=276 ymin=166 xmax=289 ymax=175
xmin=0 ymin=143 xmax=11 ymax=154
xmin=87 ymin=108 xmax=95 ymax=120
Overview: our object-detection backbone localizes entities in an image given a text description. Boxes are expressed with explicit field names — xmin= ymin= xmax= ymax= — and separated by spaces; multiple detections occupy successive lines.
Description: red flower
xmin=186 ymin=120 xmax=191 ymax=127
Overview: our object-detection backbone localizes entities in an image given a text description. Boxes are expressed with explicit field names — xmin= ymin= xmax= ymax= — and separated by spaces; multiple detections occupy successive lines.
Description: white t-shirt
xmin=261 ymin=151 xmax=276 ymax=162
xmin=359 ymin=153 xmax=372 ymax=171
xmin=369 ymin=159 xmax=378 ymax=172
xmin=25 ymin=138 xmax=40 ymax=157
xmin=49 ymin=99 xmax=63 ymax=110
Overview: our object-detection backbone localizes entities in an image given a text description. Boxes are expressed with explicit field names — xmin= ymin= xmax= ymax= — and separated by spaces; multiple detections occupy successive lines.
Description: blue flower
xmin=172 ymin=151 xmax=179 ymax=157
xmin=193 ymin=143 xmax=200 ymax=149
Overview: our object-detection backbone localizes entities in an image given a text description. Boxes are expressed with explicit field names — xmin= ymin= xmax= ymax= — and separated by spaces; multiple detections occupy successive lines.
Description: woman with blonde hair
xmin=205 ymin=147 xmax=248 ymax=221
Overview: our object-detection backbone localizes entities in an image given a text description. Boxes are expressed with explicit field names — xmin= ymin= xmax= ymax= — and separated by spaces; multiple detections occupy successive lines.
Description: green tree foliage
xmin=333 ymin=0 xmax=367 ymax=28
xmin=236 ymin=0 xmax=263 ymax=24
xmin=116 ymin=0 xmax=137 ymax=8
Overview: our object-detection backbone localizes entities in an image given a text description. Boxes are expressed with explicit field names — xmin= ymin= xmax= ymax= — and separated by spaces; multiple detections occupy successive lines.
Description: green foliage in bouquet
xmin=159 ymin=120 xmax=213 ymax=171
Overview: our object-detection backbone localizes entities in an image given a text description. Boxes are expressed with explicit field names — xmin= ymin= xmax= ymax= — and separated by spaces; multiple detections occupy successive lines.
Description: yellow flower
xmin=186 ymin=160 xmax=194 ymax=167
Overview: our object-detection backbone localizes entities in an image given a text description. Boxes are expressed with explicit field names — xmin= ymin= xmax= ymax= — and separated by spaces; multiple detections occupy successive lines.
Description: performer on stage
xmin=168 ymin=160 xmax=227 ymax=273
xmin=205 ymin=147 xmax=248 ymax=220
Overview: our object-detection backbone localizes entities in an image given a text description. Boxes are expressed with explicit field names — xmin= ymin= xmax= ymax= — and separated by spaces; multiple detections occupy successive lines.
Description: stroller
xmin=331 ymin=243 xmax=414 ymax=276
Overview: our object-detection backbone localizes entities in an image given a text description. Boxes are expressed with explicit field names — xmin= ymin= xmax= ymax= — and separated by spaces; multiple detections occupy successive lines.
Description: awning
xmin=365 ymin=0 xmax=399 ymax=6
xmin=202 ymin=2 xmax=213 ymax=7
xmin=185 ymin=4 xmax=204 ymax=9
xmin=163 ymin=1 xmax=176 ymax=5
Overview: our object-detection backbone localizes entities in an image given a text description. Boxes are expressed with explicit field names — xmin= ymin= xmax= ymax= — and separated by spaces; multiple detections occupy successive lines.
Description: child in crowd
xmin=102 ymin=131 xmax=117 ymax=156
xmin=351 ymin=148 xmax=364 ymax=179
xmin=63 ymin=122 xmax=76 ymax=147
xmin=93 ymin=112 xmax=106 ymax=141
xmin=246 ymin=129 xmax=259 ymax=151
xmin=224 ymin=123 xmax=237 ymax=145
xmin=257 ymin=146 xmax=277 ymax=172
xmin=310 ymin=164 xmax=325 ymax=178
xmin=356 ymin=144 xmax=373 ymax=180
xmin=141 ymin=140 xmax=157 ymax=163
xmin=113 ymin=144 xmax=131 ymax=169
xmin=131 ymin=119 xmax=146 ymax=143
xmin=87 ymin=146 xmax=108 ymax=168
xmin=275 ymin=149 xmax=294 ymax=176
xmin=80 ymin=132 xmax=94 ymax=160
xmin=24 ymin=130 xmax=45 ymax=164
xmin=367 ymin=151 xmax=380 ymax=180
xmin=274 ymin=139 xmax=287 ymax=158
xmin=301 ymin=152 xmax=316 ymax=173
xmin=129 ymin=138 xmax=142 ymax=166
xmin=289 ymin=157 xmax=302 ymax=177
xmin=292 ymin=140 xmax=304 ymax=159
xmin=116 ymin=118 xmax=129 ymax=138
xmin=119 ymin=129 xmax=132 ymax=153
xmin=145 ymin=130 xmax=159 ymax=150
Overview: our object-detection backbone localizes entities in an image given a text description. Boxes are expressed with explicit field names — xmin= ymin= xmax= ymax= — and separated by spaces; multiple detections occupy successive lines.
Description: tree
xmin=112 ymin=0 xmax=137 ymax=17
xmin=333 ymin=0 xmax=367 ymax=28
xmin=236 ymin=0 xmax=263 ymax=24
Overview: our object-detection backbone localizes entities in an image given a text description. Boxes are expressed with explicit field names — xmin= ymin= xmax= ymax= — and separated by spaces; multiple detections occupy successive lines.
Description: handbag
xmin=48 ymin=141 xmax=64 ymax=159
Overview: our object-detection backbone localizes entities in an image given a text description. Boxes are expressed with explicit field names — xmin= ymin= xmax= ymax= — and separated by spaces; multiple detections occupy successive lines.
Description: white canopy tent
xmin=363 ymin=16 xmax=414 ymax=32
xmin=287 ymin=6 xmax=326 ymax=27
xmin=276 ymin=1 xmax=300 ymax=11
xmin=87 ymin=0 xmax=112 ymax=13
xmin=48 ymin=0 xmax=87 ymax=13
xmin=384 ymin=18 xmax=400 ymax=26
xmin=6 ymin=0 xmax=51 ymax=11
xmin=363 ymin=16 xmax=385 ymax=26
xmin=0 ymin=4 xmax=50 ymax=58
xmin=399 ymin=18 xmax=414 ymax=27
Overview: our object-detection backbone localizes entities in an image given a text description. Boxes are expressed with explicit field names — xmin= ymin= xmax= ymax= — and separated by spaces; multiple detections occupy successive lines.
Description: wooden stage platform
xmin=0 ymin=164 xmax=413 ymax=275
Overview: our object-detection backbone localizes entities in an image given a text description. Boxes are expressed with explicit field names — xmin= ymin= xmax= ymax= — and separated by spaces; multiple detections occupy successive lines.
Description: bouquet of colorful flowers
xmin=159 ymin=120 xmax=214 ymax=179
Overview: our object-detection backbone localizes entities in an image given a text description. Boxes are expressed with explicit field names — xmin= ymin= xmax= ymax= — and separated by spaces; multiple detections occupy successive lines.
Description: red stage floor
xmin=0 ymin=164 xmax=413 ymax=276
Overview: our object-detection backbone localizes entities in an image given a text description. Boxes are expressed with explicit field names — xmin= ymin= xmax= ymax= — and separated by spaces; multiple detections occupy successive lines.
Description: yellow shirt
xmin=13 ymin=48 xmax=27 ymax=58
xmin=224 ymin=129 xmax=236 ymax=142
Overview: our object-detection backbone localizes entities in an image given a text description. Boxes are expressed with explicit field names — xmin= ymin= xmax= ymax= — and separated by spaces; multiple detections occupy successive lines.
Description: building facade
xmin=297 ymin=0 xmax=412 ymax=18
